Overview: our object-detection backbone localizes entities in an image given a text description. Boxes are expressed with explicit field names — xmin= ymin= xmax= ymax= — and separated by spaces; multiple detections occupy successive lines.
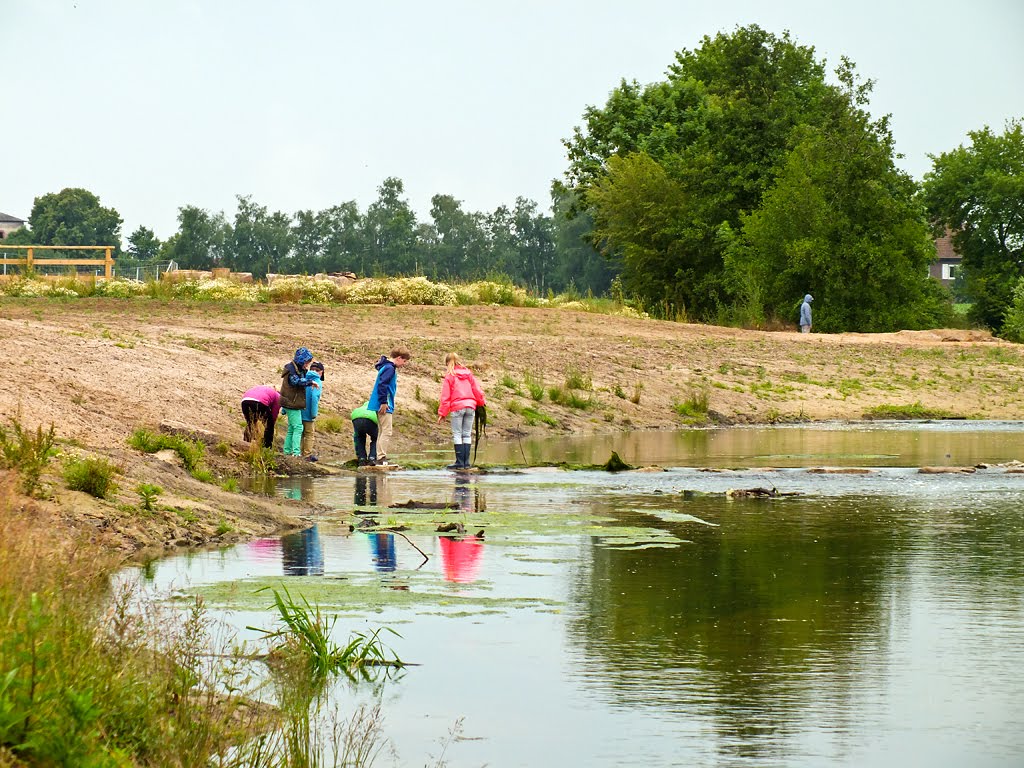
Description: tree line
xmin=8 ymin=25 xmax=1021 ymax=334
xmin=6 ymin=180 xmax=614 ymax=297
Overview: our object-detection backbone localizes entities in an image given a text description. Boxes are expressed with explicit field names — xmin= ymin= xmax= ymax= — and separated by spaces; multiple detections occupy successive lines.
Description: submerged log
xmin=918 ymin=466 xmax=977 ymax=474
xmin=436 ymin=522 xmax=466 ymax=534
xmin=389 ymin=500 xmax=454 ymax=509
xmin=806 ymin=467 xmax=873 ymax=474
xmin=725 ymin=487 xmax=802 ymax=498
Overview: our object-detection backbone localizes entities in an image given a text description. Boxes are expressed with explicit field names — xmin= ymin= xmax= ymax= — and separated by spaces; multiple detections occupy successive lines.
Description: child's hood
xmin=450 ymin=366 xmax=476 ymax=381
xmin=374 ymin=355 xmax=391 ymax=371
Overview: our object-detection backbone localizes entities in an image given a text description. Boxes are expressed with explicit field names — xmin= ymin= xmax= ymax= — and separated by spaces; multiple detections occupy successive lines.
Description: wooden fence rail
xmin=0 ymin=244 xmax=116 ymax=279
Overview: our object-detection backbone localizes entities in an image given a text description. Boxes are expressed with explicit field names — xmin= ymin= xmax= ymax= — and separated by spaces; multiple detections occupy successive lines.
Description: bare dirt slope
xmin=1 ymin=299 xmax=1020 ymax=458
xmin=4 ymin=298 xmax=1023 ymax=554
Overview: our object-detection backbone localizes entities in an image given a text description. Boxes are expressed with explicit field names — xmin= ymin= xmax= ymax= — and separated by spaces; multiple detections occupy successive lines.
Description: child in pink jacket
xmin=437 ymin=352 xmax=486 ymax=469
xmin=241 ymin=384 xmax=281 ymax=449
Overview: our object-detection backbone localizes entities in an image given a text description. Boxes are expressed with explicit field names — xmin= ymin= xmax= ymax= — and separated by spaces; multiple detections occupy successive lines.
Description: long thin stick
xmin=391 ymin=530 xmax=429 ymax=567
xmin=517 ymin=431 xmax=529 ymax=466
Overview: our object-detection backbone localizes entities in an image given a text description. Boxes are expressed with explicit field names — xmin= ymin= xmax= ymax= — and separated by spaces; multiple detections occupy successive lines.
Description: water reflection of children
xmin=439 ymin=475 xmax=483 ymax=582
xmin=368 ymin=533 xmax=397 ymax=572
xmin=453 ymin=477 xmax=472 ymax=513
xmin=281 ymin=526 xmax=324 ymax=576
xmin=439 ymin=534 xmax=483 ymax=583
xmin=354 ymin=474 xmax=390 ymax=508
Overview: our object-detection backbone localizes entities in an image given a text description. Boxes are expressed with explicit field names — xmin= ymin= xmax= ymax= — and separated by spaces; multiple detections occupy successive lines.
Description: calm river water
xmin=128 ymin=422 xmax=1024 ymax=767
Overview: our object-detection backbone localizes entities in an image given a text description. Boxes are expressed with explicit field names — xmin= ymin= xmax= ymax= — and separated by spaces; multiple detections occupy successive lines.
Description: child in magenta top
xmin=241 ymin=384 xmax=281 ymax=449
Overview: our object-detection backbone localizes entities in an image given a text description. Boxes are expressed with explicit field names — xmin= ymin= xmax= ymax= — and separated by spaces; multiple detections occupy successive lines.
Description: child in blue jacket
xmin=301 ymin=362 xmax=324 ymax=461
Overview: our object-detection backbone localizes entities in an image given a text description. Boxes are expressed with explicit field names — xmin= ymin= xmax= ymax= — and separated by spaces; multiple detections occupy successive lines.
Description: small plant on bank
xmin=630 ymin=382 xmax=644 ymax=405
xmin=613 ymin=384 xmax=626 ymax=399
xmin=524 ymin=371 xmax=545 ymax=401
xmin=136 ymin=482 xmax=162 ymax=511
xmin=548 ymin=385 xmax=564 ymax=404
xmin=221 ymin=477 xmax=239 ymax=492
xmin=215 ymin=518 xmax=233 ymax=536
xmin=674 ymin=386 xmax=710 ymax=424
xmin=0 ymin=417 xmax=57 ymax=496
xmin=499 ymin=372 xmax=523 ymax=395
xmin=563 ymin=365 xmax=592 ymax=391
xmin=190 ymin=467 xmax=215 ymax=484
xmin=564 ymin=391 xmax=595 ymax=410
xmin=317 ymin=414 xmax=346 ymax=434
xmin=862 ymin=402 xmax=959 ymax=420
xmin=64 ymin=456 xmax=119 ymax=498
xmin=507 ymin=400 xmax=559 ymax=427
xmin=128 ymin=428 xmax=205 ymax=472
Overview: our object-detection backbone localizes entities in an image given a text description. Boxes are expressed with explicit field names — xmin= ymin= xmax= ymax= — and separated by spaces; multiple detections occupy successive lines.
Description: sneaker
xmin=305 ymin=455 xmax=318 ymax=463
xmin=377 ymin=458 xmax=389 ymax=467
xmin=357 ymin=459 xmax=367 ymax=467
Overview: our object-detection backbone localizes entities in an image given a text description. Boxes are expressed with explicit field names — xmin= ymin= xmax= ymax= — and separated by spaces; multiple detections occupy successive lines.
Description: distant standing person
xmin=800 ymin=294 xmax=813 ymax=333
xmin=300 ymin=361 xmax=324 ymax=462
xmin=367 ymin=346 xmax=411 ymax=466
xmin=280 ymin=347 xmax=320 ymax=457
xmin=240 ymin=384 xmax=281 ymax=449
xmin=437 ymin=352 xmax=487 ymax=470
xmin=351 ymin=400 xmax=379 ymax=467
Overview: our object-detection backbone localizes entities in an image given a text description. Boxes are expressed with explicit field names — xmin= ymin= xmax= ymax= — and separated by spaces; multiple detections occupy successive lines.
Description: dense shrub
xmin=63 ymin=456 xmax=119 ymax=498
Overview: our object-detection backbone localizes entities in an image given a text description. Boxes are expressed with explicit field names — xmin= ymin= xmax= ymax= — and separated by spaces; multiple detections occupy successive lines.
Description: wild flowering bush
xmin=173 ymin=278 xmax=267 ymax=302
xmin=94 ymin=278 xmax=149 ymax=298
xmin=342 ymin=276 xmax=458 ymax=306
xmin=454 ymin=281 xmax=531 ymax=306
xmin=0 ymin=271 xmax=650 ymax=323
xmin=0 ymin=278 xmax=48 ymax=297
xmin=268 ymin=276 xmax=344 ymax=304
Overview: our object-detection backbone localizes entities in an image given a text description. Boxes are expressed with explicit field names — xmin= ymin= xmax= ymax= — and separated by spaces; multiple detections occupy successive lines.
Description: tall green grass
xmin=128 ymin=428 xmax=213 ymax=481
xmin=0 ymin=417 xmax=56 ymax=496
xmin=0 ymin=476 xmax=266 ymax=764
xmin=249 ymin=587 xmax=403 ymax=681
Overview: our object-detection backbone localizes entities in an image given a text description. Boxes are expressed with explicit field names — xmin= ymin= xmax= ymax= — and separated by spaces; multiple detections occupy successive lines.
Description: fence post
xmin=105 ymin=247 xmax=113 ymax=279
xmin=26 ymin=247 xmax=33 ymax=274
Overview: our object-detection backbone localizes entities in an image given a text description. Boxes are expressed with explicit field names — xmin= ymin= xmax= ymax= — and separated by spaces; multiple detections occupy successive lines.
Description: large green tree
xmin=362 ymin=177 xmax=419 ymax=275
xmin=424 ymin=194 xmax=488 ymax=279
xmin=164 ymin=205 xmax=227 ymax=269
xmin=564 ymin=25 xmax=943 ymax=329
xmin=224 ymin=195 xmax=294 ymax=278
xmin=292 ymin=202 xmax=364 ymax=274
xmin=13 ymin=188 xmax=122 ymax=252
xmin=922 ymin=119 xmax=1024 ymax=333
xmin=725 ymin=64 xmax=944 ymax=331
xmin=126 ymin=226 xmax=162 ymax=262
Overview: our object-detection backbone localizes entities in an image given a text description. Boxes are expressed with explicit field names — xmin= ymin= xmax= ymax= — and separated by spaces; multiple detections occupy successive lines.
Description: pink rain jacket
xmin=241 ymin=385 xmax=282 ymax=419
xmin=438 ymin=366 xmax=486 ymax=418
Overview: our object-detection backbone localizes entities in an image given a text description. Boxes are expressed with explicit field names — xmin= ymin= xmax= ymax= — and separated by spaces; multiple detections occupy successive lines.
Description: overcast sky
xmin=3 ymin=0 xmax=1022 ymax=242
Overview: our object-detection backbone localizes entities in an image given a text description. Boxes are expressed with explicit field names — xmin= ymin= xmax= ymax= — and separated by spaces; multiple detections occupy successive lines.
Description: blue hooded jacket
xmin=301 ymin=370 xmax=322 ymax=421
xmin=367 ymin=356 xmax=397 ymax=414
xmin=800 ymin=294 xmax=813 ymax=327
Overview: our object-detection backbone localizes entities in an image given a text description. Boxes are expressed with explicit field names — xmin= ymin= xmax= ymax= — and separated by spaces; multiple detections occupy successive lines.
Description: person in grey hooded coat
xmin=800 ymin=294 xmax=813 ymax=333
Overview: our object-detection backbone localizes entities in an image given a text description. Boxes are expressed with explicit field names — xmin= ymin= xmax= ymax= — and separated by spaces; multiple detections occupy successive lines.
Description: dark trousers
xmin=242 ymin=400 xmax=276 ymax=448
xmin=352 ymin=417 xmax=379 ymax=462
